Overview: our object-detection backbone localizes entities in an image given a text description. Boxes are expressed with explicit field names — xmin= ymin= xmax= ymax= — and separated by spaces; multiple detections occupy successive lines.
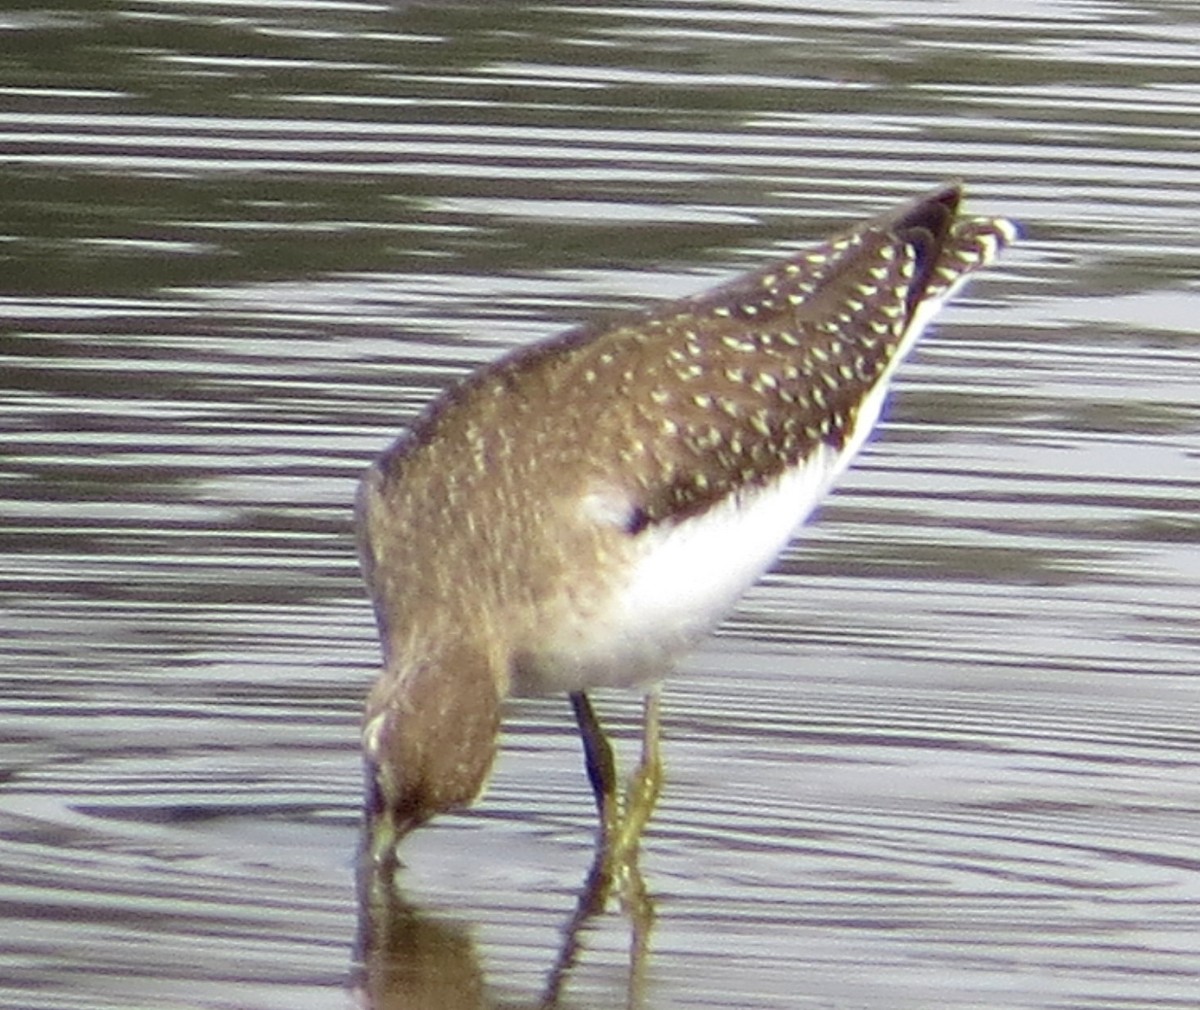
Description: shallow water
xmin=2 ymin=1 xmax=1199 ymax=1008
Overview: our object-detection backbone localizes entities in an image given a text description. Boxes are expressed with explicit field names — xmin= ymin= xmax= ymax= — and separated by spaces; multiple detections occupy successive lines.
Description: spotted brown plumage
xmin=356 ymin=182 xmax=1016 ymax=865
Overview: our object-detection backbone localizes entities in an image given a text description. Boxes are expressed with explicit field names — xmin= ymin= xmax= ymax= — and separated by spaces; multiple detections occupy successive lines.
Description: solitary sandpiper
xmin=356 ymin=182 xmax=1015 ymax=875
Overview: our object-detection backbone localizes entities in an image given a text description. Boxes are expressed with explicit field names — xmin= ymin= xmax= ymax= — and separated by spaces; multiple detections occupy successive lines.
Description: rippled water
xmin=2 ymin=1 xmax=1198 ymax=1008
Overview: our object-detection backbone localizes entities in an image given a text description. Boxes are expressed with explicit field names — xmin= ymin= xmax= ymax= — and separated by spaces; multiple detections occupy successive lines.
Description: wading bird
xmin=356 ymin=182 xmax=1015 ymax=877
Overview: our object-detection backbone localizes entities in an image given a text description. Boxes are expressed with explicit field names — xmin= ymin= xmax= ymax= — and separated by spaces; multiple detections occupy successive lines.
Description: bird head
xmin=361 ymin=640 xmax=502 ymax=868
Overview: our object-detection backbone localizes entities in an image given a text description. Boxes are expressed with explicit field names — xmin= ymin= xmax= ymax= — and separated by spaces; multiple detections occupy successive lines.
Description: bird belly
xmin=512 ymin=443 xmax=843 ymax=695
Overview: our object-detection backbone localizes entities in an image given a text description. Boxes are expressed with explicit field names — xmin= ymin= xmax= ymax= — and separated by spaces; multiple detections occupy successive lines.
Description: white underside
xmin=521 ymin=272 xmax=970 ymax=695
xmin=584 ymin=445 xmax=844 ymax=688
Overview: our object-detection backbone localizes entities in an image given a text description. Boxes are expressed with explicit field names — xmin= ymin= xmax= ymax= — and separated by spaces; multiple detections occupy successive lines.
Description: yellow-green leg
xmin=611 ymin=688 xmax=663 ymax=865
xmin=565 ymin=689 xmax=660 ymax=1003
xmin=569 ymin=688 xmax=664 ymax=874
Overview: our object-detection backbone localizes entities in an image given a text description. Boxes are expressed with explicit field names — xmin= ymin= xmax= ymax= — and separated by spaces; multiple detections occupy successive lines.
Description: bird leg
xmin=566 ymin=690 xmax=660 ymax=987
xmin=613 ymin=688 xmax=663 ymax=861
xmin=569 ymin=691 xmax=619 ymax=840
xmin=569 ymin=689 xmax=664 ymax=877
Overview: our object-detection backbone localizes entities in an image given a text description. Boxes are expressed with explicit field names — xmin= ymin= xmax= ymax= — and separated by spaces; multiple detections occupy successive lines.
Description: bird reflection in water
xmin=351 ymin=845 xmax=654 ymax=1009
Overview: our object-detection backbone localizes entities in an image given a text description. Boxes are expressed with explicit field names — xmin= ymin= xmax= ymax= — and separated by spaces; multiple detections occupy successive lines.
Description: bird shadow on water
xmin=349 ymin=843 xmax=656 ymax=1010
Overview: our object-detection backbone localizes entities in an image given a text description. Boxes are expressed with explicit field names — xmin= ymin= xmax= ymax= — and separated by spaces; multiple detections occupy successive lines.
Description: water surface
xmin=2 ymin=1 xmax=1199 ymax=1008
